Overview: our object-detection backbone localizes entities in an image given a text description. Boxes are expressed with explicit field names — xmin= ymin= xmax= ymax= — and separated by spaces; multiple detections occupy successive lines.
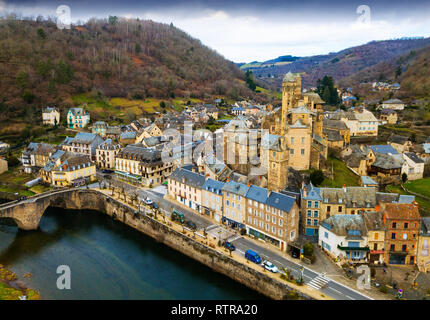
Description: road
xmin=97 ymin=172 xmax=373 ymax=300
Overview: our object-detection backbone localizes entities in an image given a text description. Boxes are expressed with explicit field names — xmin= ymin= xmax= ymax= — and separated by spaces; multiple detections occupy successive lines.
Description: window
xmin=404 ymin=222 xmax=408 ymax=229
xmin=338 ymin=206 xmax=342 ymax=212
xmin=313 ymin=219 xmax=318 ymax=226
xmin=291 ymin=137 xmax=294 ymax=144
xmin=307 ymin=210 xmax=312 ymax=217
xmin=324 ymin=232 xmax=329 ymax=239
xmin=279 ymin=219 xmax=283 ymax=226
xmin=313 ymin=211 xmax=318 ymax=218
xmin=327 ymin=206 xmax=331 ymax=212
xmin=302 ymin=137 xmax=305 ymax=144
xmin=314 ymin=202 xmax=319 ymax=208
xmin=374 ymin=233 xmax=379 ymax=240
xmin=391 ymin=233 xmax=396 ymax=240
xmin=307 ymin=201 xmax=312 ymax=208
xmin=390 ymin=244 xmax=395 ymax=251
xmin=301 ymin=149 xmax=305 ymax=155
xmin=307 ymin=219 xmax=312 ymax=225
xmin=403 ymin=233 xmax=408 ymax=240
xmin=290 ymin=149 xmax=294 ymax=155
xmin=392 ymin=222 xmax=397 ymax=229
xmin=402 ymin=244 xmax=407 ymax=252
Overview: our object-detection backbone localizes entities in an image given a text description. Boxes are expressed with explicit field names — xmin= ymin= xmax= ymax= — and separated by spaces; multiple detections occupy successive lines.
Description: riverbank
xmin=0 ymin=264 xmax=41 ymax=300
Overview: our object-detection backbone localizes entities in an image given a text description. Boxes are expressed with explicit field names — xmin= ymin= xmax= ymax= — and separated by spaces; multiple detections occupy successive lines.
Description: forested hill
xmin=0 ymin=16 xmax=257 ymax=108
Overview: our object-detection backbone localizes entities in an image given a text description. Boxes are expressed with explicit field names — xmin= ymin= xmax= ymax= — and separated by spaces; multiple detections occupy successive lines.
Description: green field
xmin=404 ymin=178 xmax=430 ymax=198
xmin=321 ymin=157 xmax=360 ymax=188
xmin=386 ymin=183 xmax=430 ymax=216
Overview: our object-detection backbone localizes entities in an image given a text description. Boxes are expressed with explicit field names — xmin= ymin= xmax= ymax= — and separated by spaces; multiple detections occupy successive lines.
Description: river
xmin=0 ymin=207 xmax=263 ymax=299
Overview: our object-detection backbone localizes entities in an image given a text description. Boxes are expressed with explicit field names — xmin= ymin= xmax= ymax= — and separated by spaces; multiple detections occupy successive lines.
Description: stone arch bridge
xmin=0 ymin=188 xmax=110 ymax=230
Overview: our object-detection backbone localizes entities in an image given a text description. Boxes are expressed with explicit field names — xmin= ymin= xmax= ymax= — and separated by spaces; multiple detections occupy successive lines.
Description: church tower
xmin=281 ymin=72 xmax=301 ymax=135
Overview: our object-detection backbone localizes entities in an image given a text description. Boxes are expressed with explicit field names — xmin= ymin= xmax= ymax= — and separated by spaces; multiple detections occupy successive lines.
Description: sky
xmin=1 ymin=0 xmax=430 ymax=62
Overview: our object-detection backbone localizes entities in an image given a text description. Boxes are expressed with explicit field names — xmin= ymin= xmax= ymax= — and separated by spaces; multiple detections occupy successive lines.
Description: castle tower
xmin=281 ymin=72 xmax=302 ymax=135
xmin=267 ymin=135 xmax=289 ymax=191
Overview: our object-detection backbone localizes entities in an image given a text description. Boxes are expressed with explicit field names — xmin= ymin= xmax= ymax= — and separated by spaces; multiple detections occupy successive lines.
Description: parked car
xmin=223 ymin=241 xmax=236 ymax=251
xmin=171 ymin=210 xmax=185 ymax=224
xmin=19 ymin=196 xmax=27 ymax=201
xmin=185 ymin=220 xmax=197 ymax=230
xmin=261 ymin=260 xmax=279 ymax=273
xmin=245 ymin=249 xmax=262 ymax=264
xmin=143 ymin=197 xmax=154 ymax=206
xmin=291 ymin=251 xmax=299 ymax=259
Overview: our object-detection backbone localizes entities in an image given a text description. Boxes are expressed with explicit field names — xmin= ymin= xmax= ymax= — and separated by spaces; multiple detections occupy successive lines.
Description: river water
xmin=0 ymin=207 xmax=263 ymax=299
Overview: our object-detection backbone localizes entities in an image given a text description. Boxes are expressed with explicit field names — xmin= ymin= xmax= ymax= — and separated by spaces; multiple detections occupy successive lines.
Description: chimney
xmin=248 ymin=182 xmax=251 ymax=187
xmin=343 ymin=184 xmax=346 ymax=193
xmin=303 ymin=187 xmax=307 ymax=198
xmin=301 ymin=180 xmax=305 ymax=190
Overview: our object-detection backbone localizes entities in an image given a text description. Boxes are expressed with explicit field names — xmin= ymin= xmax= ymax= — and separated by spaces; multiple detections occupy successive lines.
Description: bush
xmin=310 ymin=170 xmax=324 ymax=186
xmin=303 ymin=243 xmax=314 ymax=258
xmin=379 ymin=285 xmax=388 ymax=294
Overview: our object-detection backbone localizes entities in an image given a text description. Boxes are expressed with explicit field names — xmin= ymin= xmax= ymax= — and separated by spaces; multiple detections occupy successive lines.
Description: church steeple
xmin=281 ymin=72 xmax=301 ymax=135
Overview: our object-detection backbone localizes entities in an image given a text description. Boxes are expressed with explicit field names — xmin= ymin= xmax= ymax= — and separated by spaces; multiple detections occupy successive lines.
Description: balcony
xmin=337 ymin=245 xmax=369 ymax=252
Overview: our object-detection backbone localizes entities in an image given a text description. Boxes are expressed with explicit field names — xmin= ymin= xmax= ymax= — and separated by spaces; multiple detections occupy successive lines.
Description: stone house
xmin=201 ymin=178 xmax=224 ymax=223
xmin=382 ymin=203 xmax=420 ymax=265
xmin=222 ymin=180 xmax=249 ymax=230
xmin=51 ymin=154 xmax=96 ymax=187
xmin=96 ymin=139 xmax=121 ymax=169
xmin=380 ymin=109 xmax=398 ymax=125
xmin=168 ymin=167 xmax=206 ymax=213
xmin=42 ymin=107 xmax=60 ymax=126
xmin=402 ymin=152 xmax=425 ymax=180
xmin=381 ymin=98 xmax=405 ymax=110
xmin=362 ymin=211 xmax=385 ymax=265
xmin=245 ymin=185 xmax=299 ymax=252
xmin=116 ymin=143 xmax=174 ymax=187
xmin=61 ymin=132 xmax=104 ymax=161
xmin=388 ymin=134 xmax=413 ymax=153
xmin=417 ymin=217 xmax=430 ymax=273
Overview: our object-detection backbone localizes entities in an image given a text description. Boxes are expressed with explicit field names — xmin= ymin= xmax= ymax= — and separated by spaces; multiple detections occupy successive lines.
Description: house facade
xmin=383 ymin=203 xmax=420 ymax=265
xmin=67 ymin=107 xmax=90 ymax=129
xmin=418 ymin=217 xmax=430 ymax=273
xmin=51 ymin=154 xmax=96 ymax=187
xmin=96 ymin=139 xmax=121 ymax=169
xmin=42 ymin=107 xmax=60 ymax=126
xmin=319 ymin=215 xmax=369 ymax=263
xmin=201 ymin=178 xmax=224 ymax=222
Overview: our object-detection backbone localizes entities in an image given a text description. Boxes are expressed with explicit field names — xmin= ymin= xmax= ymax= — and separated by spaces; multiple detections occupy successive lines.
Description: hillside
xmin=0 ymin=17 xmax=262 ymax=113
xmin=242 ymin=38 xmax=430 ymax=88
xmin=340 ymin=43 xmax=430 ymax=101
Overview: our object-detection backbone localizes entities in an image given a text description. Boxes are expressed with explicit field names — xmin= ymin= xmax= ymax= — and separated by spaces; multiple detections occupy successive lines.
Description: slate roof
xmin=266 ymin=191 xmax=296 ymax=212
xmin=323 ymin=119 xmax=348 ymax=130
xmin=321 ymin=215 xmax=366 ymax=238
xmin=120 ymin=131 xmax=137 ymax=140
xmin=116 ymin=144 xmax=162 ymax=163
xmin=370 ymin=145 xmax=399 ymax=154
xmin=222 ymin=180 xmax=250 ymax=196
xmin=70 ymin=132 xmax=103 ymax=145
xmin=404 ymin=152 xmax=424 ymax=164
xmin=388 ymin=134 xmax=409 ymax=145
xmin=246 ymin=185 xmax=268 ymax=203
xmin=323 ymin=128 xmax=343 ymax=142
xmin=421 ymin=217 xmax=430 ymax=236
xmin=383 ymin=99 xmax=404 ymax=104
xmin=371 ymin=153 xmax=403 ymax=169
xmin=261 ymin=134 xmax=283 ymax=151
xmin=301 ymin=182 xmax=322 ymax=201
xmin=363 ymin=211 xmax=385 ymax=231
xmin=361 ymin=176 xmax=378 ymax=186
xmin=320 ymin=187 xmax=377 ymax=208
xmin=202 ymin=178 xmax=224 ymax=195
xmin=398 ymin=195 xmax=416 ymax=204
xmin=169 ymin=167 xmax=206 ymax=189
xmin=376 ymin=192 xmax=399 ymax=204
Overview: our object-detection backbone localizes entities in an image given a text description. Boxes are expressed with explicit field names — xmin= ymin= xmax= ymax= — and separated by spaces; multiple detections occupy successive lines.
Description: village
xmin=1 ymin=72 xmax=430 ymax=300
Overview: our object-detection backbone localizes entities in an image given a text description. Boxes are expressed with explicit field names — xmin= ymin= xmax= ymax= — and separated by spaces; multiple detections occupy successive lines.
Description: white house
xmin=402 ymin=152 xmax=425 ymax=180
xmin=381 ymin=99 xmax=405 ymax=110
xmin=42 ymin=107 xmax=60 ymax=126
xmin=319 ymin=215 xmax=368 ymax=263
